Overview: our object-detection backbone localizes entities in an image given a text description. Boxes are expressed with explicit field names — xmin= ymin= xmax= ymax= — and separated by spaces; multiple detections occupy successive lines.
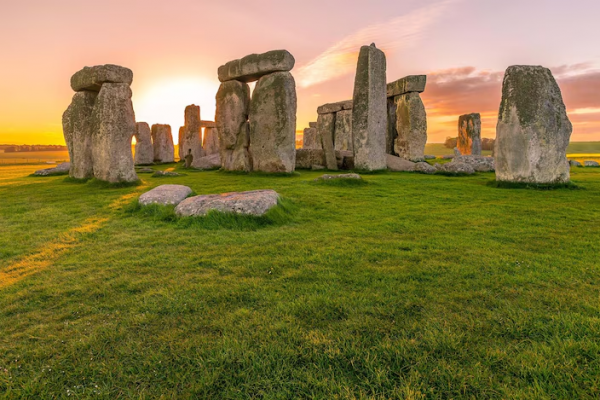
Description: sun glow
xmin=133 ymin=77 xmax=220 ymax=144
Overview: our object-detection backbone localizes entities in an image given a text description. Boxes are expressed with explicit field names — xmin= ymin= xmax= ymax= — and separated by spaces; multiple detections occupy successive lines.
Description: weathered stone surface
xmin=203 ymin=127 xmax=219 ymax=155
xmin=312 ymin=165 xmax=325 ymax=170
xmin=317 ymin=100 xmax=353 ymax=115
xmin=309 ymin=122 xmax=317 ymax=129
xmin=352 ymin=44 xmax=387 ymax=171
xmin=569 ymin=160 xmax=582 ymax=167
xmin=153 ymin=171 xmax=182 ymax=177
xmin=178 ymin=126 xmax=185 ymax=160
xmin=454 ymin=147 xmax=462 ymax=157
xmin=34 ymin=162 xmax=71 ymax=176
xmin=192 ymin=153 xmax=221 ymax=170
xmin=216 ymin=80 xmax=251 ymax=171
xmin=139 ymin=184 xmax=192 ymax=206
xmin=424 ymin=155 xmax=436 ymax=160
xmin=414 ymin=162 xmax=436 ymax=174
xmin=151 ymin=124 xmax=175 ymax=163
xmin=438 ymin=162 xmax=475 ymax=175
xmin=458 ymin=113 xmax=482 ymax=156
xmin=134 ymin=122 xmax=154 ymax=165
xmin=302 ymin=127 xmax=320 ymax=150
xmin=316 ymin=173 xmax=362 ymax=181
xmin=387 ymin=75 xmax=427 ymax=98
xmin=386 ymin=154 xmax=416 ymax=172
xmin=218 ymin=50 xmax=295 ymax=83
xmin=334 ymin=109 xmax=353 ymax=152
xmin=181 ymin=105 xmax=205 ymax=162
xmin=495 ymin=66 xmax=572 ymax=184
xmin=317 ymin=113 xmax=338 ymax=170
xmin=136 ymin=167 xmax=154 ymax=173
xmin=249 ymin=71 xmax=297 ymax=173
xmin=395 ymin=92 xmax=427 ymax=162
xmin=386 ymin=97 xmax=398 ymax=155
xmin=295 ymin=149 xmax=325 ymax=169
xmin=454 ymin=155 xmax=495 ymax=172
xmin=176 ymin=190 xmax=279 ymax=217
xmin=200 ymin=120 xmax=216 ymax=128
xmin=336 ymin=151 xmax=355 ymax=170
xmin=62 ymin=91 xmax=97 ymax=179
xmin=442 ymin=155 xmax=455 ymax=160
xmin=91 ymin=83 xmax=138 ymax=183
xmin=584 ymin=160 xmax=600 ymax=167
xmin=71 ymin=65 xmax=133 ymax=92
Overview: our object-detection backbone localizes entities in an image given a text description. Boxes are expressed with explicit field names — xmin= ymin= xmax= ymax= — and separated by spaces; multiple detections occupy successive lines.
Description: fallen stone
xmin=192 ymin=153 xmax=221 ymax=170
xmin=151 ymin=124 xmax=175 ymax=163
xmin=216 ymin=80 xmax=251 ymax=171
xmin=438 ymin=162 xmax=475 ymax=175
xmin=458 ymin=113 xmax=482 ymax=155
xmin=352 ymin=43 xmax=387 ymax=171
xmin=395 ymin=92 xmax=427 ymax=162
xmin=317 ymin=100 xmax=353 ymax=115
xmin=136 ymin=167 xmax=154 ymax=173
xmin=584 ymin=160 xmax=600 ymax=167
xmin=62 ymin=91 xmax=97 ymax=179
xmin=249 ymin=71 xmax=297 ymax=173
xmin=386 ymin=154 xmax=416 ymax=172
xmin=569 ymin=160 xmax=582 ymax=167
xmin=454 ymin=155 xmax=495 ymax=172
xmin=218 ymin=50 xmax=295 ymax=83
xmin=424 ymin=155 xmax=436 ymax=160
xmin=134 ymin=122 xmax=154 ymax=165
xmin=316 ymin=173 xmax=362 ymax=181
xmin=176 ymin=190 xmax=279 ymax=217
xmin=317 ymin=112 xmax=338 ymax=170
xmin=71 ymin=65 xmax=133 ymax=92
xmin=139 ymin=184 xmax=192 ymax=206
xmin=34 ymin=162 xmax=71 ymax=176
xmin=495 ymin=65 xmax=572 ymax=184
xmin=152 ymin=171 xmax=182 ymax=177
xmin=414 ymin=162 xmax=436 ymax=175
xmin=334 ymin=109 xmax=353 ymax=152
xmin=387 ymin=75 xmax=426 ymax=98
xmin=203 ymin=127 xmax=219 ymax=155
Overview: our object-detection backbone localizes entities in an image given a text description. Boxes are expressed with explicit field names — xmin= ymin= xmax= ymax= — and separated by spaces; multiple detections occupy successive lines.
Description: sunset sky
xmin=1 ymin=0 xmax=599 ymax=145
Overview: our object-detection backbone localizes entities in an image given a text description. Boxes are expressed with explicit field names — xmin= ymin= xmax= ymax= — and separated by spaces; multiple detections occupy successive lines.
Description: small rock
xmin=584 ymin=160 xmax=599 ymax=167
xmin=139 ymin=184 xmax=192 ymax=206
xmin=176 ymin=190 xmax=279 ymax=217
xmin=454 ymin=155 xmax=495 ymax=172
xmin=414 ymin=162 xmax=436 ymax=174
xmin=386 ymin=154 xmax=415 ymax=172
xmin=34 ymin=162 xmax=71 ymax=176
xmin=438 ymin=162 xmax=475 ymax=175
xmin=316 ymin=173 xmax=362 ymax=181
xmin=152 ymin=171 xmax=182 ymax=177
xmin=136 ymin=167 xmax=155 ymax=173
xmin=569 ymin=160 xmax=582 ymax=167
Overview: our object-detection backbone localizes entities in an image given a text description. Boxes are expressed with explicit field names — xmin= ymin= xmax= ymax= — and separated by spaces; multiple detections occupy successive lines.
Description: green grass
xmin=1 ymin=164 xmax=599 ymax=398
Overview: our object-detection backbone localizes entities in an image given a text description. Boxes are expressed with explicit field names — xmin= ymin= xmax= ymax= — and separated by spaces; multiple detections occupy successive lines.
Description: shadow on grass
xmin=125 ymin=198 xmax=297 ymax=231
xmin=487 ymin=180 xmax=583 ymax=190
xmin=435 ymin=171 xmax=477 ymax=177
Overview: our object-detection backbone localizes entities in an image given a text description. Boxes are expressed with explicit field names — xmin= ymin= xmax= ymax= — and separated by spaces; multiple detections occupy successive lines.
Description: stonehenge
xmin=302 ymin=122 xmax=320 ymax=150
xmin=62 ymin=64 xmax=138 ymax=183
xmin=314 ymin=100 xmax=353 ymax=170
xmin=495 ymin=66 xmax=572 ymax=184
xmin=202 ymin=124 xmax=219 ymax=156
xmin=216 ymin=50 xmax=297 ymax=173
xmin=151 ymin=124 xmax=175 ymax=163
xmin=458 ymin=113 xmax=482 ymax=156
xmin=180 ymin=105 xmax=205 ymax=162
xmin=134 ymin=122 xmax=154 ymax=165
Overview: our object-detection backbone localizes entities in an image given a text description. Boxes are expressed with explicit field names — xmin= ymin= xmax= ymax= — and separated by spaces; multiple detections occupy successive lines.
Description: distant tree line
xmin=3 ymin=145 xmax=68 ymax=153
xmin=444 ymin=137 xmax=495 ymax=151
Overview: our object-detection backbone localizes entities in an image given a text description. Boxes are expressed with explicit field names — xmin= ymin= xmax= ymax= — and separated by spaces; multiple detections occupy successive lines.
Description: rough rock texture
xmin=176 ymin=190 xmax=279 ymax=217
xmin=395 ymin=92 xmax=427 ymax=162
xmin=334 ymin=109 xmax=353 ymax=152
xmin=34 ymin=162 xmax=71 ymax=176
xmin=386 ymin=97 xmax=398 ymax=155
xmin=91 ymin=83 xmax=138 ymax=183
xmin=134 ymin=122 xmax=154 ymax=165
xmin=216 ymin=80 xmax=251 ymax=171
xmin=336 ymin=151 xmax=355 ymax=170
xmin=438 ymin=162 xmax=475 ymax=175
xmin=201 ymin=120 xmax=216 ymax=128
xmin=495 ymin=66 xmax=572 ymax=184
xmin=151 ymin=124 xmax=175 ymax=163
xmin=316 ymin=173 xmax=362 ymax=180
xmin=387 ymin=75 xmax=427 ymax=98
xmin=317 ymin=100 xmax=353 ymax=114
xmin=71 ymin=65 xmax=133 ymax=92
xmin=139 ymin=184 xmax=192 ymax=206
xmin=569 ymin=160 xmax=582 ymax=167
xmin=295 ymin=149 xmax=326 ymax=169
xmin=442 ymin=155 xmax=455 ymax=160
xmin=62 ymin=91 xmax=97 ymax=179
xmin=152 ymin=171 xmax=182 ymax=177
xmin=454 ymin=155 xmax=495 ymax=172
xmin=309 ymin=122 xmax=317 ymax=129
xmin=218 ymin=50 xmax=295 ymax=83
xmin=192 ymin=153 xmax=221 ymax=170
xmin=317 ymin=113 xmax=338 ymax=170
xmin=414 ymin=162 xmax=436 ymax=174
xmin=386 ymin=154 xmax=416 ymax=172
xmin=454 ymin=147 xmax=462 ymax=157
xmin=302 ymin=127 xmax=320 ymax=150
xmin=249 ymin=71 xmax=297 ymax=173
xmin=181 ymin=105 xmax=204 ymax=162
xmin=584 ymin=160 xmax=600 ymax=167
xmin=352 ymin=44 xmax=387 ymax=171
xmin=458 ymin=113 xmax=482 ymax=156
xmin=178 ymin=127 xmax=185 ymax=160
xmin=203 ymin=127 xmax=219 ymax=155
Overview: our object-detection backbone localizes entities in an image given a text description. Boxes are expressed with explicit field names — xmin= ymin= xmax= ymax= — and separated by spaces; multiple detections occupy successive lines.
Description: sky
xmin=1 ymin=0 xmax=599 ymax=145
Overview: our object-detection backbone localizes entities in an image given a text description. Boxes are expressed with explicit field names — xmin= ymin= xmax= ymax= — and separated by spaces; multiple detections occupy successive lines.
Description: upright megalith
xmin=317 ymin=112 xmax=337 ymax=170
xmin=249 ymin=71 xmax=297 ymax=173
xmin=495 ymin=65 xmax=572 ymax=184
xmin=62 ymin=91 xmax=97 ymax=179
xmin=91 ymin=83 xmax=138 ymax=183
xmin=216 ymin=80 xmax=251 ymax=171
xmin=352 ymin=44 xmax=387 ymax=171
xmin=203 ymin=126 xmax=219 ymax=156
xmin=181 ymin=105 xmax=204 ymax=162
xmin=178 ymin=127 xmax=185 ymax=160
xmin=389 ymin=76 xmax=427 ymax=162
xmin=334 ymin=109 xmax=353 ymax=152
xmin=302 ymin=126 xmax=320 ymax=149
xmin=458 ymin=113 xmax=482 ymax=156
xmin=151 ymin=124 xmax=175 ymax=163
xmin=134 ymin=122 xmax=154 ymax=165
xmin=218 ymin=50 xmax=295 ymax=83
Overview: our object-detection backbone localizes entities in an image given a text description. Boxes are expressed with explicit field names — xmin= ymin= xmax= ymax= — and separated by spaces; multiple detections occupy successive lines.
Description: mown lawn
xmin=0 ymin=163 xmax=599 ymax=399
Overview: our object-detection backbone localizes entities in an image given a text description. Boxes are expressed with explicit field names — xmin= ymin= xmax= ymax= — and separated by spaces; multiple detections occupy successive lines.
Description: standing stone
xmin=334 ymin=109 xmax=353 ymax=152
xmin=151 ymin=124 xmax=175 ymax=163
xmin=458 ymin=113 xmax=482 ymax=156
xmin=352 ymin=44 xmax=387 ymax=171
xmin=181 ymin=105 xmax=204 ymax=162
xmin=91 ymin=83 xmax=138 ymax=183
xmin=302 ymin=127 xmax=320 ymax=150
xmin=178 ymin=126 xmax=185 ymax=160
xmin=62 ymin=91 xmax=97 ymax=179
xmin=249 ymin=71 xmax=297 ymax=173
xmin=203 ymin=127 xmax=220 ymax=155
xmin=216 ymin=80 xmax=251 ymax=171
xmin=317 ymin=113 xmax=337 ymax=170
xmin=386 ymin=97 xmax=398 ymax=155
xmin=134 ymin=122 xmax=154 ymax=165
xmin=495 ymin=66 xmax=572 ymax=184
xmin=395 ymin=92 xmax=427 ymax=162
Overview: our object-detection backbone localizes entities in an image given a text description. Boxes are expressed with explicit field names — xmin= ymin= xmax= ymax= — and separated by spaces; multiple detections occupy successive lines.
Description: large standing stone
xmin=249 ymin=71 xmax=297 ymax=173
xmin=216 ymin=80 xmax=251 ymax=171
xmin=151 ymin=124 xmax=175 ymax=163
xmin=334 ymin=109 xmax=353 ymax=152
xmin=317 ymin=113 xmax=338 ymax=170
xmin=352 ymin=44 xmax=387 ymax=171
xmin=218 ymin=50 xmax=295 ymax=83
xmin=181 ymin=105 xmax=204 ymax=162
xmin=458 ymin=113 xmax=482 ymax=156
xmin=71 ymin=65 xmax=134 ymax=92
xmin=91 ymin=83 xmax=138 ymax=183
xmin=495 ymin=66 xmax=572 ymax=184
xmin=134 ymin=122 xmax=154 ymax=165
xmin=386 ymin=97 xmax=398 ymax=155
xmin=178 ymin=126 xmax=185 ymax=160
xmin=395 ymin=92 xmax=427 ymax=162
xmin=62 ymin=91 xmax=97 ymax=179
xmin=203 ymin=127 xmax=219 ymax=156
xmin=302 ymin=127 xmax=320 ymax=150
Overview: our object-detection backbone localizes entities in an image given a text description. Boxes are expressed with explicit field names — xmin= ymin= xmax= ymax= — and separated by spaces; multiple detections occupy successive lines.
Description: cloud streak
xmin=295 ymin=0 xmax=458 ymax=88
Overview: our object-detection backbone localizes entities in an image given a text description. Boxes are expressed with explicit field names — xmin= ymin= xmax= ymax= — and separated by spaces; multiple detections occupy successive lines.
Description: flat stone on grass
xmin=316 ymin=173 xmax=362 ymax=181
xmin=139 ymin=184 xmax=192 ymax=206
xmin=34 ymin=162 xmax=71 ymax=176
xmin=584 ymin=160 xmax=599 ymax=167
xmin=175 ymin=190 xmax=279 ymax=217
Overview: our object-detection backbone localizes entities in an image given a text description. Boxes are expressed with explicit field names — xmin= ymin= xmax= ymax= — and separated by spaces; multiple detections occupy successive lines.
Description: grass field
xmin=0 ymin=163 xmax=599 ymax=398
